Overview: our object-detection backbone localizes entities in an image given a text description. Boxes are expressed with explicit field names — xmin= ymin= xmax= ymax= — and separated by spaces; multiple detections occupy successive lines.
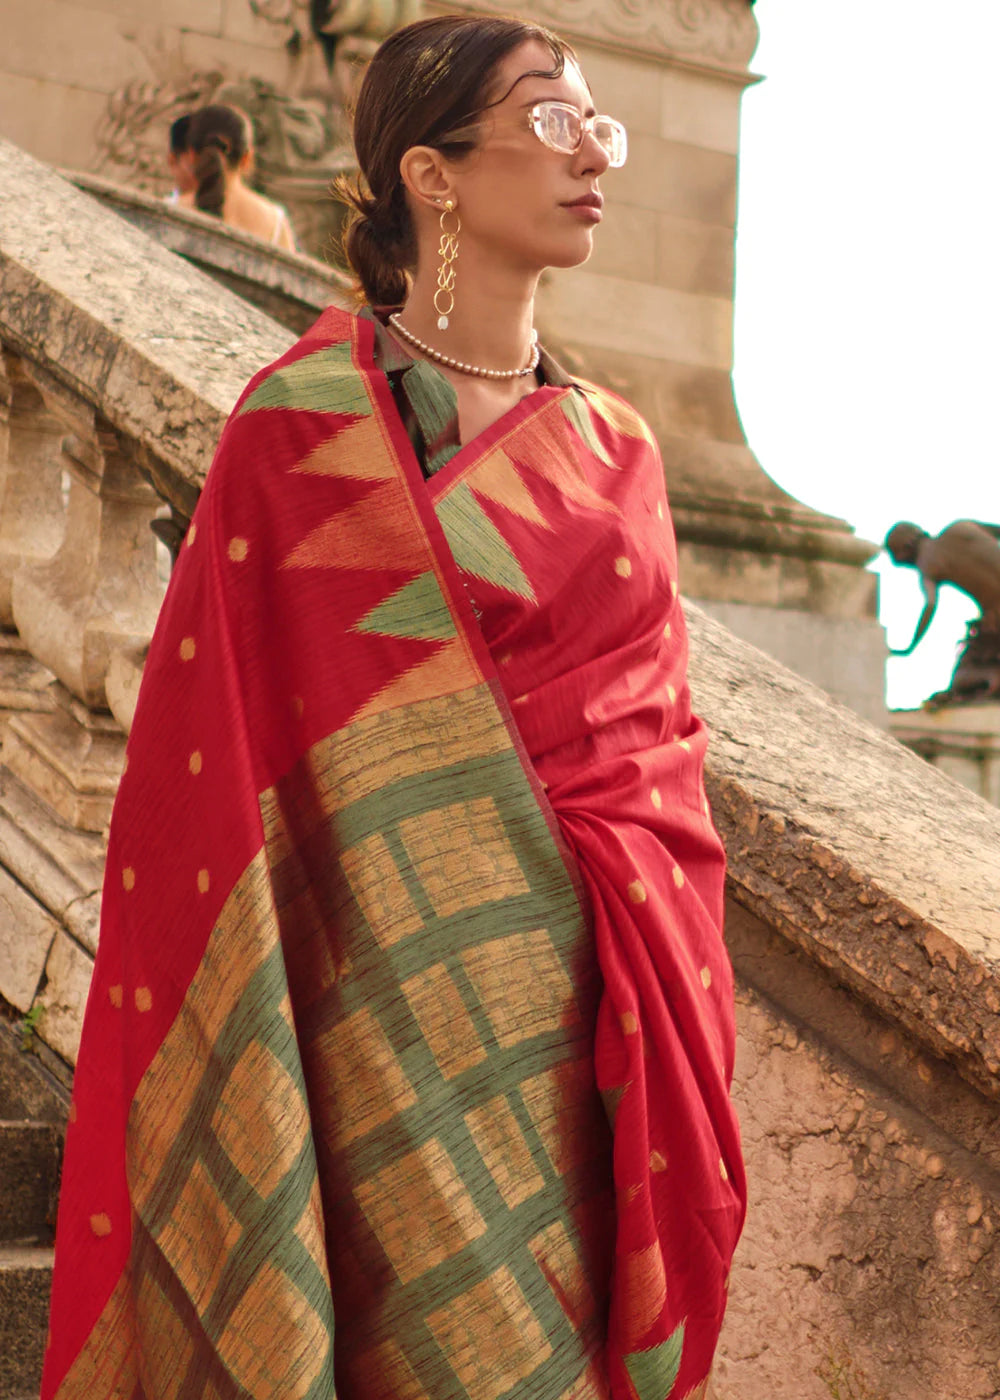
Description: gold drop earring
xmin=434 ymin=198 xmax=460 ymax=331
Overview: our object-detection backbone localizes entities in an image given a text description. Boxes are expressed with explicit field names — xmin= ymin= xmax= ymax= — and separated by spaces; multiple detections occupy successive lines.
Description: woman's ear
xmin=399 ymin=145 xmax=454 ymax=209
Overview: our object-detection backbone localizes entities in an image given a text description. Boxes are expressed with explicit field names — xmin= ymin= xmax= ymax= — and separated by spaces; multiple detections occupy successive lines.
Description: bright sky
xmin=733 ymin=0 xmax=1000 ymax=711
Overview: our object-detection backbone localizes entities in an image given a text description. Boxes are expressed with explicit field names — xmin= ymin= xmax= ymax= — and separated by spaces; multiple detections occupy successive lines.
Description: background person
xmin=180 ymin=102 xmax=297 ymax=251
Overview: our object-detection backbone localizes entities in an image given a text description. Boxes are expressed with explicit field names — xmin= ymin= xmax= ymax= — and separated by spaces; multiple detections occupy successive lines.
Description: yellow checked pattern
xmin=60 ymin=686 xmax=612 ymax=1400
xmin=261 ymin=684 xmax=614 ymax=1399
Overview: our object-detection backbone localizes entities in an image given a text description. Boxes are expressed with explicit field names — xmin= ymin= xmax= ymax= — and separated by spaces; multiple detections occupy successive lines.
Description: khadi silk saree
xmin=43 ymin=307 xmax=745 ymax=1400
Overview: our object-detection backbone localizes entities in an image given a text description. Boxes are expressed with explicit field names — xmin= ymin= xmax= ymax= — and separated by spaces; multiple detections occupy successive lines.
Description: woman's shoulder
xmin=224 ymin=187 xmax=283 ymax=242
xmin=229 ymin=306 xmax=369 ymax=417
xmin=571 ymin=377 xmax=658 ymax=448
xmin=204 ymin=307 xmax=369 ymax=498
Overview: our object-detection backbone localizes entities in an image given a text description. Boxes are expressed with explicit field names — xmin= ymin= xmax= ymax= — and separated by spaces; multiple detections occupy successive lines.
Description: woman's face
xmin=446 ymin=40 xmax=614 ymax=276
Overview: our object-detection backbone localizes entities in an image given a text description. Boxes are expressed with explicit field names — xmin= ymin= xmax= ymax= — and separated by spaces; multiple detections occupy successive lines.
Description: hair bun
xmin=343 ymin=208 xmax=410 ymax=308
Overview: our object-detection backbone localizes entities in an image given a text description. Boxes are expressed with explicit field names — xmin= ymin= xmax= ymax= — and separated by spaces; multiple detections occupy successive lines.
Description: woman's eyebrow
xmin=517 ymin=96 xmax=599 ymax=117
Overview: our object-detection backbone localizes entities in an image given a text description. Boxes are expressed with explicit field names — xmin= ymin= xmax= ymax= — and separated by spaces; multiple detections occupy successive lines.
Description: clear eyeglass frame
xmin=527 ymin=100 xmax=628 ymax=168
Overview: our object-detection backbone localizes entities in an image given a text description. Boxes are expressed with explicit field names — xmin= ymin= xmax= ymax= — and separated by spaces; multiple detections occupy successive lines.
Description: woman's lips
xmin=562 ymin=193 xmax=604 ymax=222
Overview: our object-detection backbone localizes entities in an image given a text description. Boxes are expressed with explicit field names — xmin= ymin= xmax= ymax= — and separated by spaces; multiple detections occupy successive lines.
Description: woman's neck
xmin=400 ymin=259 xmax=539 ymax=375
xmin=222 ymin=169 xmax=246 ymax=200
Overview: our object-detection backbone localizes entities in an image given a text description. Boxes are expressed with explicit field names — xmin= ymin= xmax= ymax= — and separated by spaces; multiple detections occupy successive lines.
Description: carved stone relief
xmin=450 ymin=0 xmax=759 ymax=67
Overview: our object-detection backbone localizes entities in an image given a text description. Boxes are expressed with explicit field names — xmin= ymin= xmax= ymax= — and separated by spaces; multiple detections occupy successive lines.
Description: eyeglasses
xmin=527 ymin=101 xmax=628 ymax=168
xmin=437 ymin=100 xmax=629 ymax=168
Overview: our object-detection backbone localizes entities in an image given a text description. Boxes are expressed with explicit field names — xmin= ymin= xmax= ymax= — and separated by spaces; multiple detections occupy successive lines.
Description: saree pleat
xmin=42 ymin=307 xmax=743 ymax=1400
xmin=424 ymin=378 xmax=745 ymax=1397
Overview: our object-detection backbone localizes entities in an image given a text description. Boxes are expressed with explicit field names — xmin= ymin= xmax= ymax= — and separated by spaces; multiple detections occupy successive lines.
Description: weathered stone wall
xmin=0 ymin=0 xmax=296 ymax=173
xmin=724 ymin=913 xmax=1000 ymax=1400
xmin=687 ymin=606 xmax=1000 ymax=1399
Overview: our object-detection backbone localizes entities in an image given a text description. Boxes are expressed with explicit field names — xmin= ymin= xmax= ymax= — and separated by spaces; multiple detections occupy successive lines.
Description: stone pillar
xmin=0 ymin=351 xmax=66 ymax=726
xmin=1 ymin=359 xmax=167 ymax=831
xmin=436 ymin=0 xmax=886 ymax=725
xmin=891 ymin=703 xmax=1000 ymax=807
xmin=0 ymin=351 xmax=66 ymax=625
xmin=10 ymin=364 xmax=164 ymax=712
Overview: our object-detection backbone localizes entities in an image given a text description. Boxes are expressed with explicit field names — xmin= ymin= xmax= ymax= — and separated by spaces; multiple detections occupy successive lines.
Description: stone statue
xmin=884 ymin=520 xmax=1000 ymax=704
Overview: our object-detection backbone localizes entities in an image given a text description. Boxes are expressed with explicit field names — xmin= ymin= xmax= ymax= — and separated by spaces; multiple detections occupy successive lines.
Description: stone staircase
xmin=0 ymin=1025 xmax=68 ymax=1400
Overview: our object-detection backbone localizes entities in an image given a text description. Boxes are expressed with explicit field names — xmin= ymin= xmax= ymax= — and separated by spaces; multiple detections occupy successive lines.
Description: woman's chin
xmin=545 ymin=230 xmax=597 ymax=271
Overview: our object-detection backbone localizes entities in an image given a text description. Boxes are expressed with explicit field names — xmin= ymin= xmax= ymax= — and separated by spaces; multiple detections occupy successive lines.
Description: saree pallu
xmin=42 ymin=307 xmax=745 ymax=1400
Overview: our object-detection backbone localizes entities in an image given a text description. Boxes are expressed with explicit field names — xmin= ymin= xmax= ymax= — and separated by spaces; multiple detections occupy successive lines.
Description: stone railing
xmin=686 ymin=608 xmax=1000 ymax=1400
xmin=4 ymin=134 xmax=1000 ymax=1400
xmin=0 ymin=136 xmax=313 ymax=1067
xmin=67 ymin=171 xmax=352 ymax=336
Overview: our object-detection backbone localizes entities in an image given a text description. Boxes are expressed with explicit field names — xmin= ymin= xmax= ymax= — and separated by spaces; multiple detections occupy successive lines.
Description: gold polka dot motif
xmin=627 ymin=880 xmax=647 ymax=904
xmin=649 ymin=1150 xmax=668 ymax=1173
xmin=651 ymin=787 xmax=663 ymax=810
xmin=620 ymin=1011 xmax=638 ymax=1035
xmin=197 ymin=869 xmax=211 ymax=894
xmin=228 ymin=537 xmax=248 ymax=562
xmin=700 ymin=967 xmax=712 ymax=990
xmin=186 ymin=523 xmax=197 ymax=548
xmin=667 ymin=685 xmax=677 ymax=704
xmin=134 ymin=987 xmax=153 ymax=1012
xmin=179 ymin=636 xmax=196 ymax=662
xmin=189 ymin=750 xmax=203 ymax=775
xmin=614 ymin=556 xmax=632 ymax=578
xmin=108 ymin=985 xmax=123 ymax=1008
xmin=672 ymin=866 xmax=685 ymax=890
xmin=90 ymin=1213 xmax=112 ymax=1237
xmin=122 ymin=867 xmax=135 ymax=891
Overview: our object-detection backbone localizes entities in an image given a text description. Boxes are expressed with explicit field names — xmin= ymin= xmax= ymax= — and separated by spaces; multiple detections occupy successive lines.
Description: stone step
xmin=0 ymin=1119 xmax=61 ymax=1243
xmin=0 ymin=1020 xmax=72 ymax=1124
xmin=0 ymin=1244 xmax=53 ymax=1399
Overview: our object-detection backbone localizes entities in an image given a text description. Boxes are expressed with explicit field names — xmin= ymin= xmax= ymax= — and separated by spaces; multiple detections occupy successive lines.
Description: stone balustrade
xmin=0 ymin=136 xmax=303 ymax=1067
xmin=67 ymin=171 xmax=352 ymax=337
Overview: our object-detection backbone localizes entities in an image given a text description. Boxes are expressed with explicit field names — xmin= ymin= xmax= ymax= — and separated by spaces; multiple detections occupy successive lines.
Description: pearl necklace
xmin=388 ymin=313 xmax=540 ymax=380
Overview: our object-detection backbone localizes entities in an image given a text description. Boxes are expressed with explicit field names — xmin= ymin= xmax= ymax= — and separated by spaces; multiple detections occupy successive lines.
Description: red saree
xmin=43 ymin=306 xmax=744 ymax=1400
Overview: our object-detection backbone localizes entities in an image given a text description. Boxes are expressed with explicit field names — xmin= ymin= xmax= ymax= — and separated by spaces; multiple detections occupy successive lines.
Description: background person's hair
xmin=187 ymin=104 xmax=253 ymax=217
xmin=339 ymin=14 xmax=571 ymax=307
xmin=169 ymin=113 xmax=191 ymax=157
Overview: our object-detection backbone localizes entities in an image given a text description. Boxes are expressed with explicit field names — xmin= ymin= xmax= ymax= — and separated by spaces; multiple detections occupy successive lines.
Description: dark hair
xmin=169 ymin=113 xmax=191 ymax=156
xmin=340 ymin=15 xmax=571 ymax=306
xmin=187 ymin=104 xmax=253 ymax=217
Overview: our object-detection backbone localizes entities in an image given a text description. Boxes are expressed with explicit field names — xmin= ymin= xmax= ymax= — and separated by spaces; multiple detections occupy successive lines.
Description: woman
xmin=42 ymin=16 xmax=745 ymax=1400
xmin=180 ymin=102 xmax=297 ymax=251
